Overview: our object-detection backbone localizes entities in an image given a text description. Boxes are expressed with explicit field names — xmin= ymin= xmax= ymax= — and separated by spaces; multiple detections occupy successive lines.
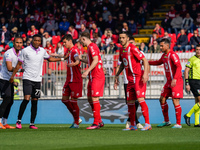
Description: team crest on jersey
xmin=172 ymin=92 xmax=175 ymax=96
xmin=123 ymin=58 xmax=128 ymax=66
xmin=197 ymin=89 xmax=200 ymax=94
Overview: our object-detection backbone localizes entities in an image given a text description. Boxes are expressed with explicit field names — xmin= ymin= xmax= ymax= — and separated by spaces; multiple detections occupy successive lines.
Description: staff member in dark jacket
xmin=190 ymin=30 xmax=200 ymax=49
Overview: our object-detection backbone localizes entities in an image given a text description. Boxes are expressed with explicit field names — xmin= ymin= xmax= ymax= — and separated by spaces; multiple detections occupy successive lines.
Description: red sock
xmin=175 ymin=105 xmax=182 ymax=125
xmin=127 ymin=103 xmax=136 ymax=126
xmin=161 ymin=102 xmax=169 ymax=122
xmin=91 ymin=101 xmax=101 ymax=125
xmin=71 ymin=100 xmax=80 ymax=125
xmin=139 ymin=100 xmax=150 ymax=124
xmin=62 ymin=99 xmax=74 ymax=115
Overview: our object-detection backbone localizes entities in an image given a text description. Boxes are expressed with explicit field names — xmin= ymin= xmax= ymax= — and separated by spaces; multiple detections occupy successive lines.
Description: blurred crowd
xmin=0 ymin=0 xmax=200 ymax=55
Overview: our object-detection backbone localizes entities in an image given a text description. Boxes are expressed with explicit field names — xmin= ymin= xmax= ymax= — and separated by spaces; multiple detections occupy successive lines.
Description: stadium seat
xmin=139 ymin=29 xmax=153 ymax=34
xmin=134 ymin=37 xmax=150 ymax=44
xmin=146 ymin=20 xmax=162 ymax=26
xmin=153 ymin=12 xmax=167 ymax=17
xmin=52 ymin=36 xmax=61 ymax=46
xmin=187 ymin=33 xmax=193 ymax=42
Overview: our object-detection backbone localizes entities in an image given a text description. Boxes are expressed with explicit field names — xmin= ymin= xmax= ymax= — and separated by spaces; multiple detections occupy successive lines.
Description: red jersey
xmin=66 ymin=46 xmax=82 ymax=83
xmin=119 ymin=43 xmax=145 ymax=83
xmin=149 ymin=51 xmax=182 ymax=81
xmin=87 ymin=43 xmax=105 ymax=81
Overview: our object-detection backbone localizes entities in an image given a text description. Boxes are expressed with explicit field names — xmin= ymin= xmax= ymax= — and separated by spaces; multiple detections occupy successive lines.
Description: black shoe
xmin=194 ymin=124 xmax=200 ymax=127
xmin=184 ymin=114 xmax=191 ymax=126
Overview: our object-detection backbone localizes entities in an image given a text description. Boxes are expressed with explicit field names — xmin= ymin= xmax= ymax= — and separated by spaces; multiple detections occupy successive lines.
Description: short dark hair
xmin=129 ymin=37 xmax=135 ymax=41
xmin=32 ymin=34 xmax=42 ymax=40
xmin=119 ymin=31 xmax=129 ymax=37
xmin=81 ymin=32 xmax=90 ymax=39
xmin=196 ymin=44 xmax=200 ymax=49
xmin=160 ymin=38 xmax=170 ymax=45
xmin=63 ymin=34 xmax=73 ymax=41
xmin=14 ymin=36 xmax=23 ymax=42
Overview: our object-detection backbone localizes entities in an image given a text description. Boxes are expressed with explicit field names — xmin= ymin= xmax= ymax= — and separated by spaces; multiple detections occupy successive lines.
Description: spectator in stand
xmin=139 ymin=42 xmax=148 ymax=53
xmin=66 ymin=8 xmax=74 ymax=25
xmin=26 ymin=40 xmax=31 ymax=47
xmin=94 ymin=10 xmax=100 ymax=22
xmin=61 ymin=2 xmax=70 ymax=14
xmin=90 ymin=23 xmax=101 ymax=40
xmin=27 ymin=15 xmax=39 ymax=30
xmin=103 ymin=0 xmax=114 ymax=14
xmin=162 ymin=31 xmax=171 ymax=42
xmin=7 ymin=10 xmax=15 ymax=23
xmin=97 ymin=16 xmax=106 ymax=33
xmin=79 ymin=24 xmax=89 ymax=36
xmin=171 ymin=13 xmax=183 ymax=36
xmin=153 ymin=23 xmax=165 ymax=38
xmin=106 ymin=15 xmax=115 ymax=33
xmin=86 ymin=16 xmax=95 ymax=30
xmin=11 ymin=27 xmax=20 ymax=38
xmin=80 ymin=0 xmax=88 ymax=14
xmin=180 ymin=4 xmax=188 ymax=18
xmin=39 ymin=27 xmax=45 ymax=36
xmin=149 ymin=40 xmax=160 ymax=53
xmin=149 ymin=31 xmax=158 ymax=47
xmin=54 ymin=8 xmax=61 ymax=23
xmin=27 ymin=25 xmax=39 ymax=38
xmin=17 ymin=17 xmax=27 ymax=35
xmin=175 ymin=0 xmax=182 ymax=12
xmin=115 ymin=13 xmax=124 ymax=34
xmin=42 ymin=32 xmax=52 ymax=48
xmin=190 ymin=30 xmax=200 ymax=49
xmin=45 ymin=41 xmax=54 ymax=55
xmin=161 ymin=13 xmax=172 ymax=33
xmin=102 ymin=7 xmax=111 ymax=22
xmin=129 ymin=19 xmax=137 ymax=35
xmin=0 ymin=26 xmax=10 ymax=45
xmin=190 ymin=3 xmax=198 ymax=20
xmin=93 ymin=32 xmax=101 ymax=48
xmin=136 ymin=6 xmax=146 ymax=29
xmin=142 ymin=0 xmax=151 ymax=19
xmin=181 ymin=13 xmax=194 ymax=33
xmin=194 ymin=13 xmax=200 ymax=29
xmin=0 ymin=17 xmax=8 ymax=31
xmin=8 ymin=17 xmax=17 ymax=32
xmin=51 ymin=42 xmax=64 ymax=57
xmin=79 ymin=15 xmax=87 ymax=27
xmin=21 ymin=34 xmax=27 ymax=47
xmin=74 ymin=40 xmax=85 ymax=54
xmin=67 ymin=25 xmax=78 ymax=42
xmin=59 ymin=16 xmax=70 ymax=35
xmin=122 ymin=22 xmax=132 ymax=37
xmin=23 ymin=1 xmax=32 ymax=15
xmin=105 ymin=40 xmax=118 ymax=54
xmin=74 ymin=8 xmax=82 ymax=25
xmin=173 ymin=29 xmax=191 ymax=52
xmin=168 ymin=6 xmax=176 ymax=20
xmin=124 ymin=7 xmax=133 ymax=22
xmin=34 ymin=10 xmax=40 ymax=22
xmin=43 ymin=14 xmax=58 ymax=36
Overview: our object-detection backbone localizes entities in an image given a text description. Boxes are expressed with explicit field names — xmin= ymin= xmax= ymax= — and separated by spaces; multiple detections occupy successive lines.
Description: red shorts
xmin=127 ymin=76 xmax=146 ymax=101
xmin=161 ymin=79 xmax=183 ymax=99
xmin=62 ymin=82 xmax=82 ymax=98
xmin=87 ymin=79 xmax=105 ymax=97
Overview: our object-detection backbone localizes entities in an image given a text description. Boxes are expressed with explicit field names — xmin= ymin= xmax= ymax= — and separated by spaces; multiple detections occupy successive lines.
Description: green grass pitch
xmin=0 ymin=124 xmax=200 ymax=150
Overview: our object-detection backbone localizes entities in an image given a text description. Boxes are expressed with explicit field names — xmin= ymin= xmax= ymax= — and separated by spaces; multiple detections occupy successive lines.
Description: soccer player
xmin=0 ymin=37 xmax=23 ymax=129
xmin=114 ymin=32 xmax=151 ymax=131
xmin=61 ymin=34 xmax=82 ymax=128
xmin=184 ymin=44 xmax=200 ymax=127
xmin=9 ymin=34 xmax=67 ymax=129
xmin=79 ymin=32 xmax=105 ymax=129
xmin=149 ymin=38 xmax=183 ymax=128
xmin=115 ymin=37 xmax=143 ymax=129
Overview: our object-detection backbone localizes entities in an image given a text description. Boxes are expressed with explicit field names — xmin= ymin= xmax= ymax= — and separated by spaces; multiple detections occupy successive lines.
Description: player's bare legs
xmin=138 ymin=98 xmax=151 ymax=131
xmin=87 ymin=96 xmax=103 ymax=129
xmin=157 ymin=96 xmax=171 ymax=127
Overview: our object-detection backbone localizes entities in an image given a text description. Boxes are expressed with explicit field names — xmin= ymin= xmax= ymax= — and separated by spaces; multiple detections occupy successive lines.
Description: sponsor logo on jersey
xmin=164 ymin=56 xmax=168 ymax=58
xmin=96 ymin=92 xmax=99 ymax=95
xmin=123 ymin=50 xmax=127 ymax=52
xmin=177 ymin=93 xmax=180 ymax=96
xmin=172 ymin=54 xmax=178 ymax=63
xmin=123 ymin=58 xmax=128 ymax=66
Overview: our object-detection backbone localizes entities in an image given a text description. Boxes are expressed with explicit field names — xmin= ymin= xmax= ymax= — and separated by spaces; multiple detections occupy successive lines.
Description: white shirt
xmin=18 ymin=45 xmax=50 ymax=82
xmin=56 ymin=47 xmax=64 ymax=55
xmin=0 ymin=48 xmax=21 ymax=81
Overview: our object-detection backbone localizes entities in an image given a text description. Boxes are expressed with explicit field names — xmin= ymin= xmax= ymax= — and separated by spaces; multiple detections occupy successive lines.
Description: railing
xmin=0 ymin=52 xmax=195 ymax=99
